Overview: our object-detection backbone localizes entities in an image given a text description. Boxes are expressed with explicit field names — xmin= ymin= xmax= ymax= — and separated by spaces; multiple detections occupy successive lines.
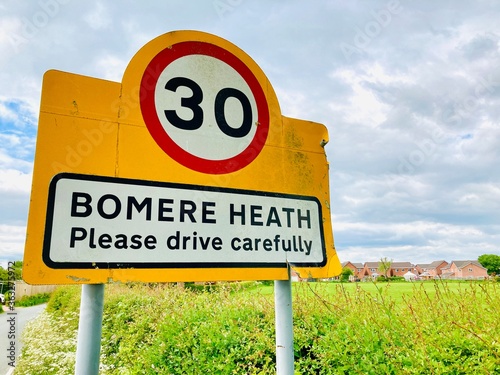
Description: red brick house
xmin=357 ymin=261 xmax=416 ymax=280
xmin=415 ymin=260 xmax=449 ymax=279
xmin=390 ymin=262 xmax=416 ymax=277
xmin=359 ymin=262 xmax=381 ymax=280
xmin=301 ymin=259 xmax=488 ymax=282
xmin=341 ymin=261 xmax=364 ymax=280
xmin=441 ymin=260 xmax=488 ymax=280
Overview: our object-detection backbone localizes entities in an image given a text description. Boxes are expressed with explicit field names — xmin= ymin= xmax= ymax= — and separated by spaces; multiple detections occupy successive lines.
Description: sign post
xmin=275 ymin=267 xmax=294 ymax=374
xmin=23 ymin=30 xmax=342 ymax=373
xmin=74 ymin=284 xmax=105 ymax=374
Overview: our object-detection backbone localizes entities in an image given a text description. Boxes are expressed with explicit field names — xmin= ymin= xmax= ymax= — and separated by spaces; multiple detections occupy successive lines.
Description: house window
xmin=371 ymin=268 xmax=376 ymax=272
xmin=469 ymin=268 xmax=473 ymax=272
xmin=395 ymin=269 xmax=399 ymax=272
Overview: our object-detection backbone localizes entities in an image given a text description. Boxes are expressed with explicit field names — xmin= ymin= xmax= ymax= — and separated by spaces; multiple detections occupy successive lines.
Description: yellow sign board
xmin=23 ymin=30 xmax=341 ymax=284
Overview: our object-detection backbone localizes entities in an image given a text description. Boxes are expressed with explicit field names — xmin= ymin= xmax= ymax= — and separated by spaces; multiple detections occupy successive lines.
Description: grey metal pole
xmin=274 ymin=266 xmax=294 ymax=375
xmin=75 ymin=284 xmax=105 ymax=375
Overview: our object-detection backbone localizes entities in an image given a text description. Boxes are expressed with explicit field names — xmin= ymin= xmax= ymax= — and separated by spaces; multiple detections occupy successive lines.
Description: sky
xmin=0 ymin=0 xmax=499 ymax=268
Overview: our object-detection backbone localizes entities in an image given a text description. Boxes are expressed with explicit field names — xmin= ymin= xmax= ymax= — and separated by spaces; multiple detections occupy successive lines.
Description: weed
xmin=15 ymin=292 xmax=51 ymax=307
xmin=15 ymin=281 xmax=500 ymax=374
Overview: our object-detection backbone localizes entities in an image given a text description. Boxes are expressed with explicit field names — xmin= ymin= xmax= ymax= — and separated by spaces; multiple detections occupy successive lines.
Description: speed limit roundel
xmin=140 ymin=40 xmax=270 ymax=174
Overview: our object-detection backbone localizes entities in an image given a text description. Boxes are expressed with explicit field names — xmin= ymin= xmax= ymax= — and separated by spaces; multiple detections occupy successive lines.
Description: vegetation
xmin=339 ymin=267 xmax=353 ymax=282
xmin=16 ymin=280 xmax=500 ymax=374
xmin=478 ymin=253 xmax=500 ymax=275
xmin=15 ymin=292 xmax=51 ymax=307
xmin=378 ymin=257 xmax=392 ymax=279
xmin=0 ymin=260 xmax=22 ymax=293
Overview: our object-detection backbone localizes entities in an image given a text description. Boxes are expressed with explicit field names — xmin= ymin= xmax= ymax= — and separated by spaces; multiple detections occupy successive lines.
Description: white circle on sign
xmin=140 ymin=39 xmax=270 ymax=174
xmin=154 ymin=54 xmax=258 ymax=161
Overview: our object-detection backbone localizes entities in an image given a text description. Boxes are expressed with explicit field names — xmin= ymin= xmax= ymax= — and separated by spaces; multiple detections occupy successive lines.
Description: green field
xmin=15 ymin=280 xmax=500 ymax=374
xmin=255 ymin=279 xmax=486 ymax=307
xmin=314 ymin=279 xmax=483 ymax=301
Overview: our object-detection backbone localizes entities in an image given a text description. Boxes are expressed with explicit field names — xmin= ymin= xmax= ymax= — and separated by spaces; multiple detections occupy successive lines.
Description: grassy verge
xmin=15 ymin=280 xmax=500 ymax=374
xmin=15 ymin=292 xmax=52 ymax=307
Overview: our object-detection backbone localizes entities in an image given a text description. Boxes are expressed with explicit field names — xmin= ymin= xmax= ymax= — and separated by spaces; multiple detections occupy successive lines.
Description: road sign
xmin=44 ymin=173 xmax=325 ymax=269
xmin=140 ymin=40 xmax=269 ymax=174
xmin=23 ymin=30 xmax=342 ymax=284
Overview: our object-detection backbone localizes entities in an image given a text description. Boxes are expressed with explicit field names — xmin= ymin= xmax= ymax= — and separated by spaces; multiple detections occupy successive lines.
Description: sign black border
xmin=43 ymin=173 xmax=327 ymax=270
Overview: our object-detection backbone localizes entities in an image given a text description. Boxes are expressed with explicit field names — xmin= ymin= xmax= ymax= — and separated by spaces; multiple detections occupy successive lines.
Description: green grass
xmin=253 ymin=279 xmax=477 ymax=303
xmin=15 ymin=292 xmax=51 ymax=307
xmin=324 ymin=280 xmax=478 ymax=302
xmin=15 ymin=280 xmax=500 ymax=374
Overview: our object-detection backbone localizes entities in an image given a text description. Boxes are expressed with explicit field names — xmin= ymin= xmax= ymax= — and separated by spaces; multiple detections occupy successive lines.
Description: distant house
xmin=359 ymin=262 xmax=381 ymax=280
xmin=341 ymin=261 xmax=364 ymax=280
xmin=441 ymin=260 xmax=488 ymax=280
xmin=416 ymin=260 xmax=449 ymax=279
xmin=357 ymin=261 xmax=416 ymax=280
xmin=390 ymin=262 xmax=416 ymax=277
xmin=312 ymin=259 xmax=488 ymax=283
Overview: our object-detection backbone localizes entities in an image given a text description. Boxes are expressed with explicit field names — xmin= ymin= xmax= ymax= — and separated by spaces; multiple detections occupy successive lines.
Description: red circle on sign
xmin=140 ymin=41 xmax=270 ymax=174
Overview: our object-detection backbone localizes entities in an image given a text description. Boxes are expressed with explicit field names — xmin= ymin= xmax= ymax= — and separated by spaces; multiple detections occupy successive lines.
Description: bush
xmin=389 ymin=276 xmax=405 ymax=282
xmin=16 ymin=281 xmax=500 ymax=374
xmin=46 ymin=286 xmax=81 ymax=319
xmin=260 ymin=280 xmax=274 ymax=286
xmin=99 ymin=283 xmax=276 ymax=374
xmin=15 ymin=286 xmax=80 ymax=374
xmin=16 ymin=311 xmax=78 ymax=374
xmin=16 ymin=293 xmax=51 ymax=307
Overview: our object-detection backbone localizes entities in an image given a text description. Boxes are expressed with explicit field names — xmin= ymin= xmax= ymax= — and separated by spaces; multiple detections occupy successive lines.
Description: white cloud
xmin=0 ymin=100 xmax=22 ymax=124
xmin=329 ymin=67 xmax=391 ymax=126
xmin=94 ymin=54 xmax=128 ymax=82
xmin=0 ymin=1 xmax=499 ymax=271
xmin=0 ymin=224 xmax=26 ymax=262
xmin=0 ymin=169 xmax=32 ymax=194
xmin=334 ymin=220 xmax=495 ymax=264
xmin=273 ymin=87 xmax=306 ymax=119
xmin=0 ymin=17 xmax=23 ymax=57
xmin=83 ymin=2 xmax=112 ymax=30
